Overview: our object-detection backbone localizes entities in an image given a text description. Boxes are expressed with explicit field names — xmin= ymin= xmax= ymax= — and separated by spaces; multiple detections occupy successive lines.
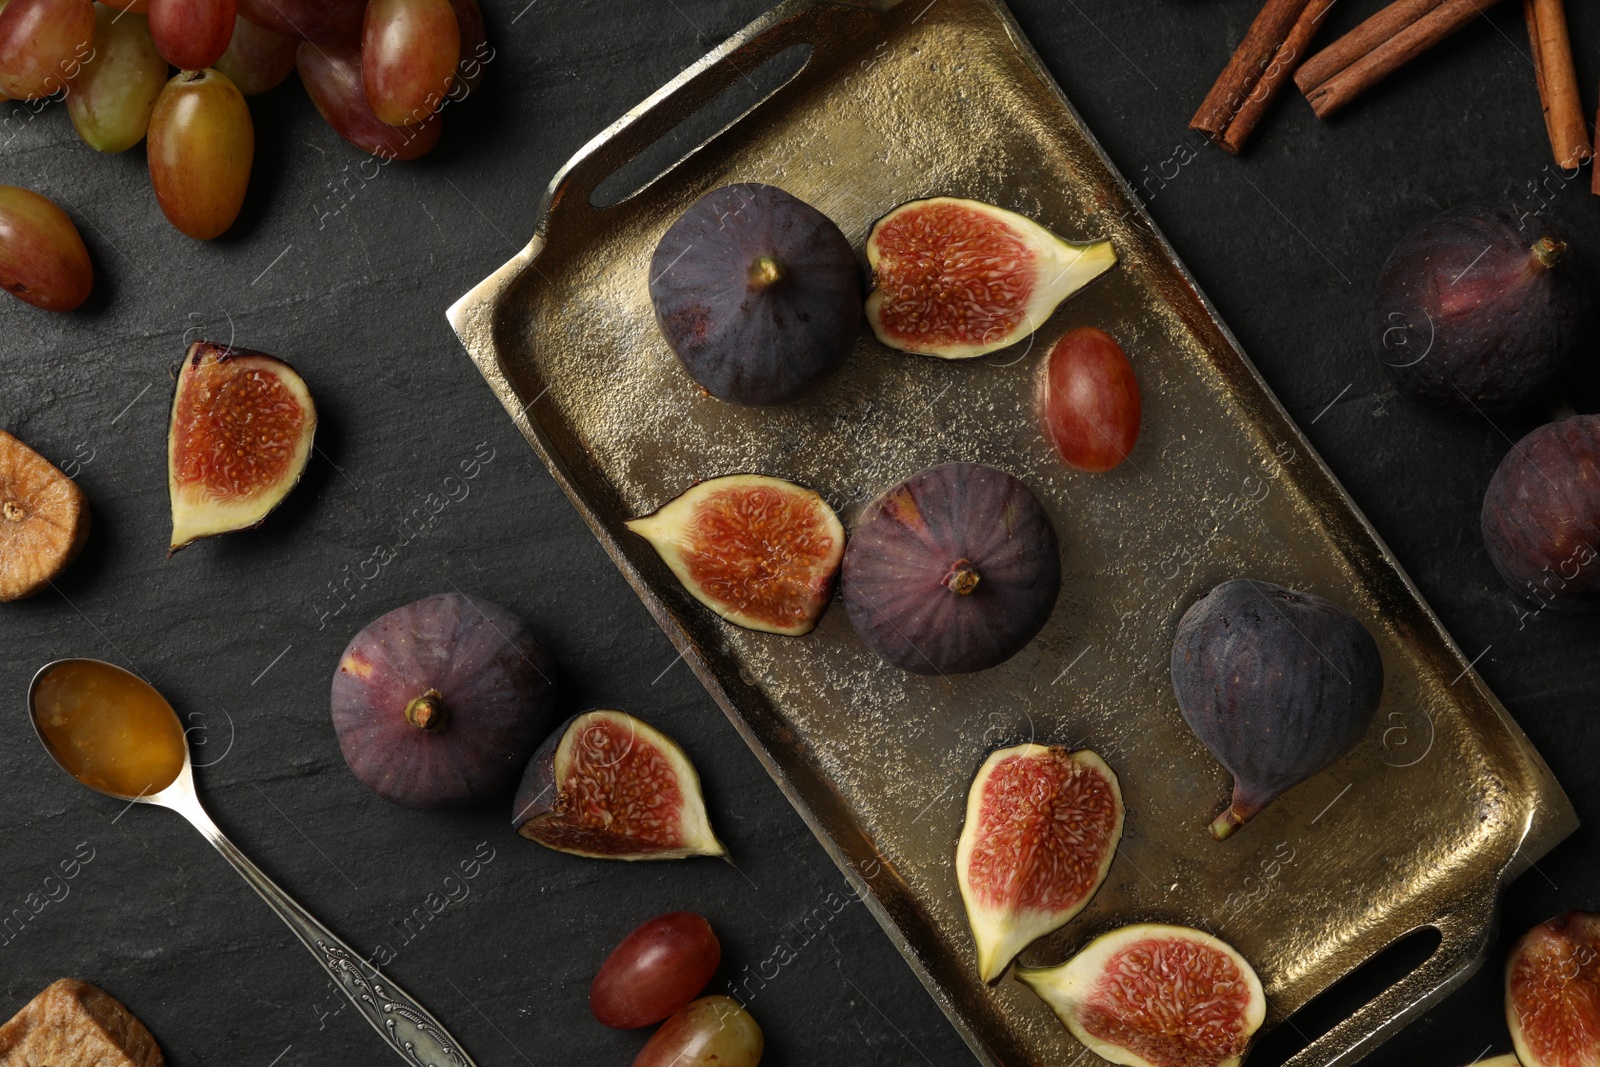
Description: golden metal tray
xmin=447 ymin=1 xmax=1577 ymax=1063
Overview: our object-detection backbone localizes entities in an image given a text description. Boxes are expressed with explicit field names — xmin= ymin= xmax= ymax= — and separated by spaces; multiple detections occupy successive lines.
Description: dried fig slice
xmin=167 ymin=341 xmax=316 ymax=554
xmin=956 ymin=744 xmax=1123 ymax=982
xmin=0 ymin=428 xmax=89 ymax=601
xmin=626 ymin=474 xmax=845 ymax=636
xmin=1507 ymin=912 xmax=1600 ymax=1067
xmin=513 ymin=709 xmax=725 ymax=861
xmin=866 ymin=197 xmax=1116 ymax=359
xmin=1018 ymin=924 xmax=1266 ymax=1067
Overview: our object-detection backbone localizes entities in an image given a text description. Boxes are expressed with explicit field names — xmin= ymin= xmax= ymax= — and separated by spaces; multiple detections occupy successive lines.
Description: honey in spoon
xmin=32 ymin=660 xmax=187 ymax=798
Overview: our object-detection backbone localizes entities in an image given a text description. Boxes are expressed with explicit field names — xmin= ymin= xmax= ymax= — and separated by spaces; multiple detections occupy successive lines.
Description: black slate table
xmin=2 ymin=2 xmax=1597 ymax=1065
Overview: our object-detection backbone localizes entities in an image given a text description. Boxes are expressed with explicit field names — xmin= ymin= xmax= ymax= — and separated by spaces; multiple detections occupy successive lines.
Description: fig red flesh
xmin=956 ymin=744 xmax=1123 ymax=981
xmin=513 ymin=710 xmax=724 ymax=861
xmin=865 ymin=197 xmax=1116 ymax=359
xmin=1507 ymin=912 xmax=1600 ymax=1067
xmin=626 ymin=474 xmax=844 ymax=636
xmin=1040 ymin=326 xmax=1141 ymax=472
xmin=1019 ymin=924 xmax=1266 ymax=1067
xmin=591 ymin=912 xmax=721 ymax=1029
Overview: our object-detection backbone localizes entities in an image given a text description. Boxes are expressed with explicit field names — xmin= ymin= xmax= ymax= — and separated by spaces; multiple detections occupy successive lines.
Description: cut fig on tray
xmin=956 ymin=744 xmax=1123 ymax=982
xmin=1018 ymin=924 xmax=1266 ymax=1067
xmin=1507 ymin=912 xmax=1600 ymax=1067
xmin=513 ymin=709 xmax=725 ymax=861
xmin=167 ymin=341 xmax=316 ymax=554
xmin=626 ymin=474 xmax=845 ymax=636
xmin=866 ymin=197 xmax=1116 ymax=359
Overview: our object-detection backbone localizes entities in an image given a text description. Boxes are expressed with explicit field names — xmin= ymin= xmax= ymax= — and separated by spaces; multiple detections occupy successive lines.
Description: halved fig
xmin=0 ymin=428 xmax=89 ymax=601
xmin=1507 ymin=912 xmax=1600 ymax=1067
xmin=866 ymin=197 xmax=1117 ymax=359
xmin=513 ymin=709 xmax=725 ymax=861
xmin=167 ymin=341 xmax=315 ymax=554
xmin=625 ymin=474 xmax=844 ymax=636
xmin=842 ymin=461 xmax=1060 ymax=674
xmin=1018 ymin=924 xmax=1266 ymax=1067
xmin=650 ymin=183 xmax=860 ymax=405
xmin=956 ymin=744 xmax=1123 ymax=982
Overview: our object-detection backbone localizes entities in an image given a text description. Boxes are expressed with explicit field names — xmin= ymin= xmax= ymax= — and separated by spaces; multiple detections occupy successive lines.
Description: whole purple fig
xmin=1369 ymin=203 xmax=1591 ymax=411
xmin=1481 ymin=415 xmax=1600 ymax=611
xmin=1171 ymin=579 xmax=1383 ymax=840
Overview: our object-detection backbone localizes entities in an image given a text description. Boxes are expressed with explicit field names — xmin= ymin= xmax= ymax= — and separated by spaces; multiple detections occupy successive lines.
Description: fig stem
xmin=748 ymin=255 xmax=783 ymax=290
xmin=2 ymin=500 xmax=23 ymax=522
xmin=1209 ymin=807 xmax=1246 ymax=841
xmin=404 ymin=689 xmax=447 ymax=732
xmin=942 ymin=559 xmax=981 ymax=596
xmin=1531 ymin=236 xmax=1567 ymax=270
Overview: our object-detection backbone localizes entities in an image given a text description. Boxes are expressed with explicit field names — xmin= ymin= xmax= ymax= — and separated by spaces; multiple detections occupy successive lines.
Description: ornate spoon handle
xmin=184 ymin=803 xmax=477 ymax=1067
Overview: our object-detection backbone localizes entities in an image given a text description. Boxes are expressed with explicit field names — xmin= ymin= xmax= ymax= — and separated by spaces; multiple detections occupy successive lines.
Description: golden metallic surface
xmin=447 ymin=1 xmax=1577 ymax=1064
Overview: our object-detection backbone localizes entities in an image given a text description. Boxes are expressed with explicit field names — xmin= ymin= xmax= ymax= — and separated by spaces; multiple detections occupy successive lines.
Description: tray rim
xmin=447 ymin=2 xmax=1578 ymax=1063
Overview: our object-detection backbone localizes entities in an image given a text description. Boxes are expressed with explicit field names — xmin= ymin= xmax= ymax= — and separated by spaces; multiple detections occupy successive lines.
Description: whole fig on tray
xmin=331 ymin=593 xmax=555 ymax=809
xmin=955 ymin=744 xmax=1123 ymax=982
xmin=1369 ymin=203 xmax=1592 ymax=411
xmin=1017 ymin=924 xmax=1265 ymax=1067
xmin=649 ymin=183 xmax=860 ymax=406
xmin=1506 ymin=912 xmax=1600 ymax=1067
xmin=513 ymin=709 xmax=724 ymax=860
xmin=842 ymin=461 xmax=1061 ymax=675
xmin=866 ymin=197 xmax=1116 ymax=359
xmin=1171 ymin=578 xmax=1383 ymax=839
xmin=1481 ymin=415 xmax=1600 ymax=611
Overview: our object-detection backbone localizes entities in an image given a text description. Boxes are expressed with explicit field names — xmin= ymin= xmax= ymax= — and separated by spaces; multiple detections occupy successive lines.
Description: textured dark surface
xmin=0 ymin=2 xmax=1596 ymax=1065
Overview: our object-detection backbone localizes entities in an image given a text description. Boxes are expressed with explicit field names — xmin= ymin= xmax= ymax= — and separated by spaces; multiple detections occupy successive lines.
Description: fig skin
xmin=1506 ymin=912 xmax=1600 ymax=1067
xmin=513 ymin=709 xmax=724 ymax=861
xmin=649 ymin=183 xmax=860 ymax=406
xmin=0 ymin=428 xmax=90 ymax=601
xmin=330 ymin=593 xmax=555 ymax=810
xmin=1481 ymin=416 xmax=1600 ymax=611
xmin=955 ymin=744 xmax=1123 ymax=982
xmin=1017 ymin=923 xmax=1265 ymax=1067
xmin=865 ymin=197 xmax=1117 ymax=360
xmin=1369 ymin=202 xmax=1592 ymax=411
xmin=842 ymin=461 xmax=1061 ymax=674
xmin=1171 ymin=578 xmax=1383 ymax=840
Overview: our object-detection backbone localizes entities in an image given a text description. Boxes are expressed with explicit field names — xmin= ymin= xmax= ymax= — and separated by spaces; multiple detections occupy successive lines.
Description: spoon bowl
xmin=26 ymin=657 xmax=476 ymax=1067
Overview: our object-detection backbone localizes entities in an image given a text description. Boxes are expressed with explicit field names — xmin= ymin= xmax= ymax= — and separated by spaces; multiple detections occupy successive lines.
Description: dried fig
xmin=866 ymin=197 xmax=1116 ymax=359
xmin=513 ymin=709 xmax=724 ymax=860
xmin=331 ymin=592 xmax=555 ymax=809
xmin=0 ymin=428 xmax=89 ymax=601
xmin=167 ymin=341 xmax=315 ymax=554
xmin=1017 ymin=924 xmax=1266 ymax=1067
xmin=956 ymin=744 xmax=1123 ymax=982
xmin=626 ymin=474 xmax=845 ymax=636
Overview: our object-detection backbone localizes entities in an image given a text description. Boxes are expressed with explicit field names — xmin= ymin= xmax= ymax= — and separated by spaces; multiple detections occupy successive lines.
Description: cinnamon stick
xmin=1293 ymin=0 xmax=1443 ymax=93
xmin=1220 ymin=0 xmax=1339 ymax=152
xmin=1192 ymin=0 xmax=1319 ymax=149
xmin=1524 ymin=0 xmax=1589 ymax=169
xmin=1299 ymin=0 xmax=1504 ymax=120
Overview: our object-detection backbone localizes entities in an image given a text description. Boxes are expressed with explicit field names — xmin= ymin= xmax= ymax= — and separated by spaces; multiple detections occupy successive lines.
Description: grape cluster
xmin=0 ymin=0 xmax=488 ymax=308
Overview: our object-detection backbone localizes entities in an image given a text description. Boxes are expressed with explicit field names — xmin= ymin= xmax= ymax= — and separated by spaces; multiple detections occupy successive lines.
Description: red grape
xmin=362 ymin=0 xmax=457 ymax=127
xmin=0 ymin=186 xmax=93 ymax=312
xmin=633 ymin=997 xmax=763 ymax=1067
xmin=148 ymin=0 xmax=236 ymax=71
xmin=0 ymin=0 xmax=95 ymax=100
xmin=297 ymin=42 xmax=441 ymax=160
xmin=147 ymin=68 xmax=252 ymax=239
xmin=101 ymin=0 xmax=148 ymax=10
xmin=449 ymin=0 xmax=486 ymax=94
xmin=1039 ymin=326 xmax=1141 ymax=473
xmin=68 ymin=8 xmax=168 ymax=153
xmin=236 ymin=0 xmax=361 ymax=45
xmin=214 ymin=14 xmax=295 ymax=94
xmin=591 ymin=913 xmax=721 ymax=1029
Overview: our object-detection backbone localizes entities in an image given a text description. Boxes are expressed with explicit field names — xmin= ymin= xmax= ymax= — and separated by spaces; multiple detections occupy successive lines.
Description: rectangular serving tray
xmin=448 ymin=2 xmax=1577 ymax=1063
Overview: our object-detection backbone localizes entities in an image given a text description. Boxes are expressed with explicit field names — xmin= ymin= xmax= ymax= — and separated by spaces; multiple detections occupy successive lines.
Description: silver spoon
xmin=28 ymin=658 xmax=477 ymax=1067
